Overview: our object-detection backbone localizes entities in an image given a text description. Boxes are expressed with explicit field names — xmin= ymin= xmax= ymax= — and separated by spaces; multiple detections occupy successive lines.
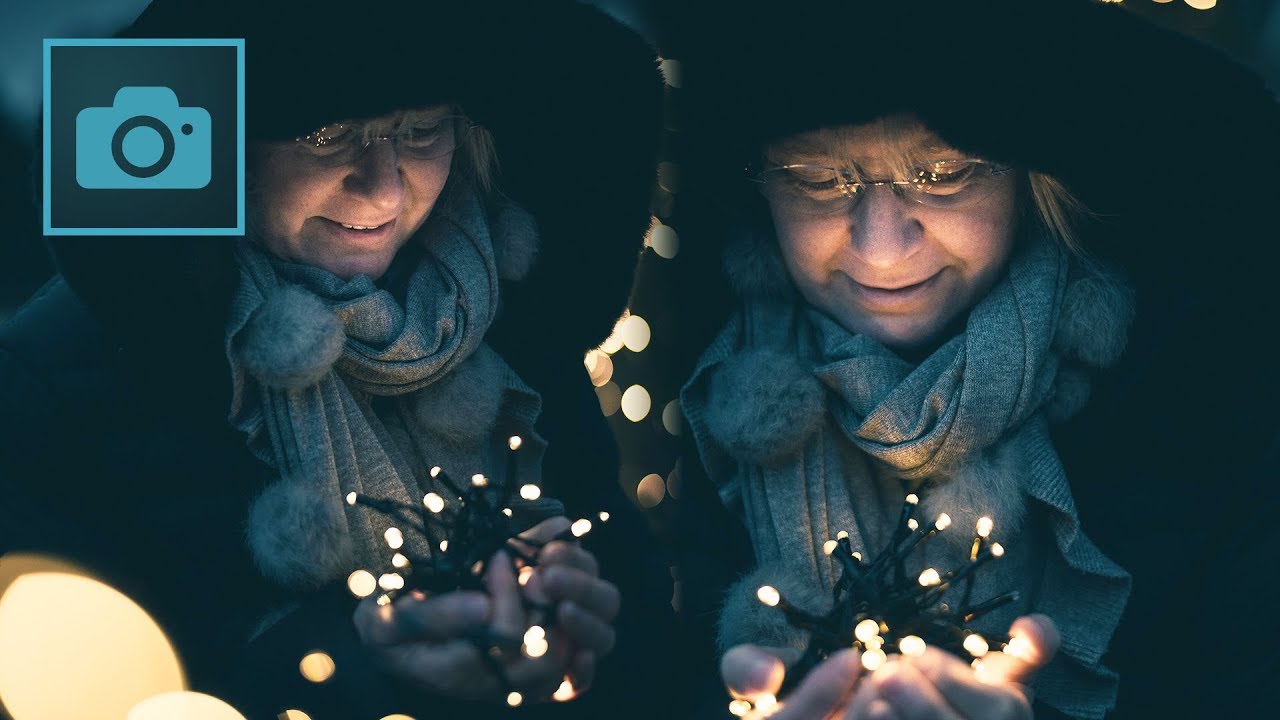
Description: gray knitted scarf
xmin=681 ymin=225 xmax=1134 ymax=719
xmin=227 ymin=187 xmax=554 ymax=590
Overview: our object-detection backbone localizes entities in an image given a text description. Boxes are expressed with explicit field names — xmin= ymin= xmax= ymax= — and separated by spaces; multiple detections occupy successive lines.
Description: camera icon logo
xmin=75 ymin=86 xmax=211 ymax=189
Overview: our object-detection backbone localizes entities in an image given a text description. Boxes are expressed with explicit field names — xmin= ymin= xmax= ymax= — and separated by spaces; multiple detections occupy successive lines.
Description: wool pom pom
xmin=492 ymin=201 xmax=540 ymax=281
xmin=246 ymin=478 xmax=354 ymax=589
xmin=1054 ymin=271 xmax=1134 ymax=369
xmin=410 ymin=344 xmax=508 ymax=445
xmin=921 ymin=441 xmax=1029 ymax=554
xmin=722 ymin=230 xmax=795 ymax=299
xmin=705 ymin=349 xmax=826 ymax=467
xmin=717 ymin=562 xmax=829 ymax=654
xmin=1045 ymin=364 xmax=1092 ymax=423
xmin=239 ymin=284 xmax=345 ymax=389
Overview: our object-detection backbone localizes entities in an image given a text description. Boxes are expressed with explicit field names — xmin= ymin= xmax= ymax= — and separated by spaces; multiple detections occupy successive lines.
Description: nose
xmin=342 ymin=141 xmax=405 ymax=212
xmin=846 ymin=185 xmax=924 ymax=268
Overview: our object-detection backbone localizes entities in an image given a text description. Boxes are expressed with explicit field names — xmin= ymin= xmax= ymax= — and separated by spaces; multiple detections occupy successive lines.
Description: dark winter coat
xmin=663 ymin=1 xmax=1280 ymax=717
xmin=0 ymin=1 xmax=678 ymax=718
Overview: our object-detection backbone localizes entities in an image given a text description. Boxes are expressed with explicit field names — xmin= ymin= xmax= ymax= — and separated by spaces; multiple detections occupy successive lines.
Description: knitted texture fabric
xmin=682 ymin=225 xmax=1134 ymax=719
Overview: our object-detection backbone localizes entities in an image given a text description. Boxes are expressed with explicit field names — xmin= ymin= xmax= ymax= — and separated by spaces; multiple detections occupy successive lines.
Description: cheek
xmin=771 ymin=212 xmax=843 ymax=286
xmin=403 ymin=161 xmax=452 ymax=217
xmin=253 ymin=157 xmax=338 ymax=238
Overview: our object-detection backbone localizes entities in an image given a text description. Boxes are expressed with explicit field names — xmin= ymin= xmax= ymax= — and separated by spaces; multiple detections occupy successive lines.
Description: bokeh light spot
xmin=0 ymin=554 xmax=185 ymax=720
xmin=299 ymin=652 xmax=335 ymax=683
xmin=658 ymin=58 xmax=683 ymax=87
xmin=595 ymin=382 xmax=622 ymax=417
xmin=127 ymin=692 xmax=246 ymax=720
xmin=662 ymin=399 xmax=682 ymax=436
xmin=620 ymin=385 xmax=652 ymax=422
xmin=647 ymin=221 xmax=680 ymax=259
xmin=583 ymin=349 xmax=614 ymax=387
xmin=619 ymin=315 xmax=651 ymax=353
xmin=279 ymin=711 xmax=312 ymax=720
xmin=637 ymin=473 xmax=666 ymax=508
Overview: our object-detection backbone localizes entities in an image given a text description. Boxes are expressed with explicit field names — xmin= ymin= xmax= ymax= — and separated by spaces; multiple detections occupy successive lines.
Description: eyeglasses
xmin=749 ymin=158 xmax=1013 ymax=216
xmin=293 ymin=114 xmax=477 ymax=166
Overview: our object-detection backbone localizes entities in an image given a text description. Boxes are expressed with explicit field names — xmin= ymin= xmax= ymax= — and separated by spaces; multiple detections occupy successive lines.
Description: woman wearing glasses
xmin=0 ymin=0 xmax=671 ymax=717
xmin=673 ymin=1 xmax=1279 ymax=718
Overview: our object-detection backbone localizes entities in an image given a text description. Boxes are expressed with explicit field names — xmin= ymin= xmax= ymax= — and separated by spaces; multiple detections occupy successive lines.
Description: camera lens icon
xmin=76 ymin=86 xmax=211 ymax=189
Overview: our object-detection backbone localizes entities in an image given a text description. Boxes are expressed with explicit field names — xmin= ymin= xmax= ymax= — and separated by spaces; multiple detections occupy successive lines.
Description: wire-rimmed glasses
xmin=293 ymin=113 xmax=477 ymax=166
xmin=750 ymin=158 xmax=1014 ymax=216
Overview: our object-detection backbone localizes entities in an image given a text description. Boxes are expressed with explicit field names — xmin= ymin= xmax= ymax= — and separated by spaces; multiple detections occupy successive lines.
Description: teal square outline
xmin=42 ymin=38 xmax=246 ymax=237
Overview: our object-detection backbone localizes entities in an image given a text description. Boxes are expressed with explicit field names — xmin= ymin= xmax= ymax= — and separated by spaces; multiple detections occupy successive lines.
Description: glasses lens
xmin=906 ymin=160 xmax=1008 ymax=209
xmin=756 ymin=165 xmax=854 ymax=216
xmin=295 ymin=115 xmax=471 ymax=165
xmin=396 ymin=115 xmax=468 ymax=160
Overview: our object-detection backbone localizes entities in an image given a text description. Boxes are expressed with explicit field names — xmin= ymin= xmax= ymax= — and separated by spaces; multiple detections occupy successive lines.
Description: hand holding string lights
xmin=345 ymin=435 xmax=610 ymax=706
xmin=728 ymin=492 xmax=1030 ymax=719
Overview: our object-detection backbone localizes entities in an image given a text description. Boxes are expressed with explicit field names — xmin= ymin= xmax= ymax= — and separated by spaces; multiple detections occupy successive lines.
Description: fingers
xmin=972 ymin=614 xmax=1060 ymax=687
xmin=722 ymin=644 xmax=790 ymax=698
xmin=559 ymin=600 xmax=616 ymax=656
xmin=568 ymin=650 xmax=595 ymax=694
xmin=353 ymin=591 xmax=490 ymax=645
xmin=379 ymin=640 xmax=493 ymax=696
xmin=772 ymin=649 xmax=862 ymax=720
xmin=538 ymin=539 xmax=599 ymax=576
xmin=485 ymin=550 xmax=525 ymax=642
xmin=539 ymin=565 xmax=621 ymax=622
xmin=866 ymin=658 xmax=964 ymax=720
xmin=511 ymin=516 xmax=573 ymax=554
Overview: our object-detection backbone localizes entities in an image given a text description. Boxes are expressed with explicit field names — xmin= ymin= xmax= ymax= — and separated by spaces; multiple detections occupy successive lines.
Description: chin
xmin=322 ymin=253 xmax=396 ymax=282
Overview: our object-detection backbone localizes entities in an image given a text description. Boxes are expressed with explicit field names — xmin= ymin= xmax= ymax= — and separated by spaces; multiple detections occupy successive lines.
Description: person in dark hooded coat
xmin=664 ymin=1 xmax=1280 ymax=718
xmin=0 ymin=0 xmax=678 ymax=718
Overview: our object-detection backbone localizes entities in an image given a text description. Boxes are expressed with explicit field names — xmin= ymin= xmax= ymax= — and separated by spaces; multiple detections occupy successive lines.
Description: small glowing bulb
xmin=976 ymin=516 xmax=994 ymax=538
xmin=502 ymin=508 xmax=513 ymax=517
xmin=728 ymin=699 xmax=751 ymax=717
xmin=553 ymin=678 xmax=575 ymax=702
xmin=507 ymin=691 xmax=523 ymax=707
xmin=520 ymin=484 xmax=541 ymax=500
xmin=384 ymin=527 xmax=404 ymax=550
xmin=991 ymin=543 xmax=1005 ymax=557
xmin=864 ymin=635 xmax=883 ymax=651
xmin=906 ymin=493 xmax=919 ymax=505
xmin=508 ymin=435 xmax=523 ymax=451
xmin=757 ymin=585 xmax=781 ymax=607
xmin=379 ymin=573 xmax=404 ymax=591
xmin=523 ymin=637 xmax=549 ymax=659
xmin=571 ymin=518 xmax=592 ymax=537
xmin=391 ymin=553 xmax=409 ymax=569
xmin=1004 ymin=634 xmax=1032 ymax=660
xmin=754 ymin=693 xmax=778 ymax=716
xmin=471 ymin=474 xmax=488 ymax=487
xmin=823 ymin=539 xmax=838 ymax=555
xmin=918 ymin=568 xmax=941 ymax=586
xmin=345 ymin=491 xmax=357 ymax=506
xmin=598 ymin=511 xmax=610 ymax=522
xmin=518 ymin=566 xmax=534 ymax=586
xmin=430 ymin=466 xmax=442 ymax=478
xmin=907 ymin=518 xmax=920 ymax=531
xmin=964 ymin=633 xmax=990 ymax=657
xmin=299 ymin=651 xmax=336 ymax=683
xmin=854 ymin=618 xmax=880 ymax=643
xmin=376 ymin=594 xmax=391 ymax=606
xmin=347 ymin=570 xmax=377 ymax=598
xmin=852 ymin=551 xmax=862 ymax=561
xmin=899 ymin=635 xmax=926 ymax=656
xmin=862 ymin=648 xmax=887 ymax=671
xmin=423 ymin=492 xmax=445 ymax=513
xmin=935 ymin=513 xmax=952 ymax=530
xmin=836 ymin=530 xmax=849 ymax=539
xmin=438 ymin=540 xmax=449 ymax=552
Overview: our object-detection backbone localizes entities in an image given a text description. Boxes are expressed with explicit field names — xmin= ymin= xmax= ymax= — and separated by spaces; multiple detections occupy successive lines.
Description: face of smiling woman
xmin=763 ymin=116 xmax=1020 ymax=351
xmin=251 ymin=109 xmax=455 ymax=281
